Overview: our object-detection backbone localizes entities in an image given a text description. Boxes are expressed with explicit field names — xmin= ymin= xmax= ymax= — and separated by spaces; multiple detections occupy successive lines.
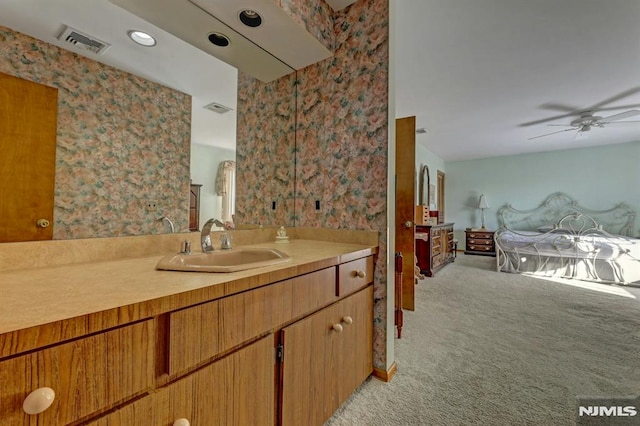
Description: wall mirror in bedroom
xmin=0 ymin=1 xmax=298 ymax=243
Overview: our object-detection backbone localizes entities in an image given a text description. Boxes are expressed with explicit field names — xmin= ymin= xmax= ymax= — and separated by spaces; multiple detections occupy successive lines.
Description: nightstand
xmin=464 ymin=229 xmax=495 ymax=256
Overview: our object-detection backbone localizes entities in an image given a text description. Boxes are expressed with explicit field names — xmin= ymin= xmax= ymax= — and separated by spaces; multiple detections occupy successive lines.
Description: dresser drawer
xmin=0 ymin=320 xmax=155 ymax=425
xmin=466 ymin=232 xmax=493 ymax=240
xmin=338 ymin=256 xmax=374 ymax=297
xmin=168 ymin=268 xmax=336 ymax=374
xmin=467 ymin=244 xmax=494 ymax=252
xmin=467 ymin=238 xmax=493 ymax=246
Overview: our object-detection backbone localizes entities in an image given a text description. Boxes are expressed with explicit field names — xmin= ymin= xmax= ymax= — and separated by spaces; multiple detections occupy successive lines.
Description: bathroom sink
xmin=155 ymin=248 xmax=291 ymax=273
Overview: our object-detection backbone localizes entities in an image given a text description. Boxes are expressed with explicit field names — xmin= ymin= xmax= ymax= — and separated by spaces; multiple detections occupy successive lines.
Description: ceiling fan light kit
xmin=528 ymin=109 xmax=640 ymax=140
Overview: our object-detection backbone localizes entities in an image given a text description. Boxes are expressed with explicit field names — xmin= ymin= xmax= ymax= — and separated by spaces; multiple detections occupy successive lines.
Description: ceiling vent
xmin=56 ymin=25 xmax=111 ymax=55
xmin=204 ymin=102 xmax=233 ymax=114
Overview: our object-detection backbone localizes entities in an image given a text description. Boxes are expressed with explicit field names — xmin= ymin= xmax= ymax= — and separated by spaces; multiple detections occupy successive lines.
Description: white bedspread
xmin=496 ymin=229 xmax=640 ymax=285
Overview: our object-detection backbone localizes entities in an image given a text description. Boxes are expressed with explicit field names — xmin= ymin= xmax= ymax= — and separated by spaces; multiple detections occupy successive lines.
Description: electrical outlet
xmin=146 ymin=200 xmax=158 ymax=212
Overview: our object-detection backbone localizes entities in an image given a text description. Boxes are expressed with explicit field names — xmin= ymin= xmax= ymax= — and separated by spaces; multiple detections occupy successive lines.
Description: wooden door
xmin=0 ymin=72 xmax=58 ymax=242
xmin=395 ymin=116 xmax=416 ymax=310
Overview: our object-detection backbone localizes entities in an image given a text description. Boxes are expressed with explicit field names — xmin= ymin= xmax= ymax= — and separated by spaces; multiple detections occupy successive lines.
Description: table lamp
xmin=478 ymin=194 xmax=489 ymax=229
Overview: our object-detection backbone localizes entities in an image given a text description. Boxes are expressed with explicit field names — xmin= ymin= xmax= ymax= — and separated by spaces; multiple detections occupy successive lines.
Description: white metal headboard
xmin=497 ymin=193 xmax=636 ymax=236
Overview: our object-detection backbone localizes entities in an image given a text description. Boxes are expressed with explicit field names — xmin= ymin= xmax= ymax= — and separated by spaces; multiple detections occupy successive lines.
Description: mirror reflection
xmin=0 ymin=0 xmax=297 ymax=243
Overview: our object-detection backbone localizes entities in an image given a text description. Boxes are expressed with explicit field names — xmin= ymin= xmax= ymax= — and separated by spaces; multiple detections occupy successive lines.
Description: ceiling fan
xmin=528 ymin=109 xmax=640 ymax=140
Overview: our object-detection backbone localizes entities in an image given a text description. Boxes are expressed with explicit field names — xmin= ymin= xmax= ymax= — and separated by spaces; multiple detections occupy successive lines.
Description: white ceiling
xmin=396 ymin=0 xmax=640 ymax=161
xmin=2 ymin=1 xmax=640 ymax=160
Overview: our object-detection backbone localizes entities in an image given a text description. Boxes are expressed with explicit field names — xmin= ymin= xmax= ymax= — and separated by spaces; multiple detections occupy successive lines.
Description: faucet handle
xmin=220 ymin=233 xmax=232 ymax=250
xmin=180 ymin=240 xmax=191 ymax=255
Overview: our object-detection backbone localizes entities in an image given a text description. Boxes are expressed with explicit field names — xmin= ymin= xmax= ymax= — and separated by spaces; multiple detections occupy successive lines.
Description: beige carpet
xmin=326 ymin=255 xmax=640 ymax=425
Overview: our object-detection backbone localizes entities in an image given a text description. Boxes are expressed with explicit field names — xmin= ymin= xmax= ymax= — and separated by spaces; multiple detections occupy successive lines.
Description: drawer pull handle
xmin=332 ymin=323 xmax=344 ymax=333
xmin=23 ymin=387 xmax=55 ymax=415
xmin=174 ymin=419 xmax=191 ymax=426
xmin=355 ymin=270 xmax=365 ymax=278
xmin=342 ymin=316 xmax=353 ymax=325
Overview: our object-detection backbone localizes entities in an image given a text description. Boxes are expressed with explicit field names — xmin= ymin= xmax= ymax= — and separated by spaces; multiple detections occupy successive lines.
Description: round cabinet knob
xmin=332 ymin=323 xmax=344 ymax=333
xmin=36 ymin=219 xmax=50 ymax=228
xmin=23 ymin=387 xmax=55 ymax=415
xmin=404 ymin=221 xmax=413 ymax=228
xmin=342 ymin=316 xmax=353 ymax=325
xmin=173 ymin=419 xmax=191 ymax=426
xmin=356 ymin=270 xmax=365 ymax=278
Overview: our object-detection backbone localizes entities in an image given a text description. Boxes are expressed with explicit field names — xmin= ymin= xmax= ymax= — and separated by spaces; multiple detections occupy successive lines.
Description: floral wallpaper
xmin=0 ymin=26 xmax=191 ymax=239
xmin=236 ymin=71 xmax=297 ymax=227
xmin=278 ymin=0 xmax=335 ymax=51
xmin=237 ymin=0 xmax=390 ymax=370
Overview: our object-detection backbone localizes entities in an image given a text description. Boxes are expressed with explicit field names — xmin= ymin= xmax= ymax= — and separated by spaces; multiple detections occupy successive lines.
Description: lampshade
xmin=478 ymin=194 xmax=490 ymax=209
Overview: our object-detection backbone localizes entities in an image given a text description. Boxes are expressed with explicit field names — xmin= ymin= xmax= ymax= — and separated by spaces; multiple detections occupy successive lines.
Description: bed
xmin=494 ymin=193 xmax=640 ymax=285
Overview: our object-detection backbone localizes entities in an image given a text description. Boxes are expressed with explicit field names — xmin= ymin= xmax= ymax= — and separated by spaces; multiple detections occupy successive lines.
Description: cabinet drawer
xmin=337 ymin=256 xmax=374 ymax=297
xmin=0 ymin=320 xmax=155 ymax=425
xmin=168 ymin=268 xmax=336 ymax=374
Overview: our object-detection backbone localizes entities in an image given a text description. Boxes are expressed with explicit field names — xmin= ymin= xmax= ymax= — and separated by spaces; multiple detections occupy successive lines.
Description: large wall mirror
xmin=0 ymin=0 xmax=297 ymax=243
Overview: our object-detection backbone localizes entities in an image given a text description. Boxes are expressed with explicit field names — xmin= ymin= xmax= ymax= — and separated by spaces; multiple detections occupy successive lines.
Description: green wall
xmin=190 ymin=143 xmax=236 ymax=230
xmin=445 ymin=141 xmax=640 ymax=244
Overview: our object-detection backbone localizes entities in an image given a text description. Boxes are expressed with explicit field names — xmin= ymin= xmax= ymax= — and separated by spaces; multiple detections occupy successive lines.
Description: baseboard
xmin=372 ymin=361 xmax=397 ymax=382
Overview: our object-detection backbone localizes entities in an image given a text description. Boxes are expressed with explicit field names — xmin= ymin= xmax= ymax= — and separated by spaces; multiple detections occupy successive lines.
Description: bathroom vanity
xmin=0 ymin=230 xmax=377 ymax=425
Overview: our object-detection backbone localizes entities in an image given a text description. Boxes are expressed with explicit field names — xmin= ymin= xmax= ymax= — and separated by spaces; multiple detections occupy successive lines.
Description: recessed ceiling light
xmin=208 ymin=32 xmax=230 ymax=47
xmin=127 ymin=30 xmax=156 ymax=47
xmin=239 ymin=9 xmax=263 ymax=27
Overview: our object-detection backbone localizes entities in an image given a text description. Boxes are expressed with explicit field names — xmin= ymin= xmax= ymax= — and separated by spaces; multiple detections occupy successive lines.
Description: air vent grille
xmin=57 ymin=25 xmax=110 ymax=55
xmin=204 ymin=102 xmax=233 ymax=114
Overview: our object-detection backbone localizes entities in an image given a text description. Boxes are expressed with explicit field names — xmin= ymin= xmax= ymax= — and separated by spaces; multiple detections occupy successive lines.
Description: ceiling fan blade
xmin=589 ymin=87 xmax=640 ymax=110
xmin=546 ymin=124 xmax=575 ymax=127
xmin=528 ymin=128 xmax=576 ymax=140
xmin=588 ymin=103 xmax=640 ymax=112
xmin=539 ymin=102 xmax=581 ymax=113
xmin=600 ymin=110 xmax=640 ymax=122
xmin=519 ymin=113 xmax=577 ymax=127
xmin=600 ymin=120 xmax=640 ymax=124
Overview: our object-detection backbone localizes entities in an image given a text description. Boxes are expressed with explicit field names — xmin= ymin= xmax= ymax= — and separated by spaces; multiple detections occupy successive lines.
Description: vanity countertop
xmin=0 ymin=238 xmax=377 ymax=358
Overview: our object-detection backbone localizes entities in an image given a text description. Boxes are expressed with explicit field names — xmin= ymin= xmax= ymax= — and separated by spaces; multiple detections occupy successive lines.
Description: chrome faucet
xmin=159 ymin=216 xmax=175 ymax=233
xmin=201 ymin=218 xmax=225 ymax=252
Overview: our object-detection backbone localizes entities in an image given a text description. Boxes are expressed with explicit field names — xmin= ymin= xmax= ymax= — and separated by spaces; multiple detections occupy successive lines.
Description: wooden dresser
xmin=464 ymin=229 xmax=496 ymax=256
xmin=415 ymin=223 xmax=455 ymax=277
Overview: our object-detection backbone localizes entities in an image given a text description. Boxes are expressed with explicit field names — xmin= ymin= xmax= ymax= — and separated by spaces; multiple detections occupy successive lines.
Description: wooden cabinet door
xmin=280 ymin=304 xmax=332 ymax=426
xmin=280 ymin=286 xmax=373 ymax=426
xmin=332 ymin=285 xmax=373 ymax=405
xmin=88 ymin=335 xmax=275 ymax=426
xmin=165 ymin=334 xmax=275 ymax=426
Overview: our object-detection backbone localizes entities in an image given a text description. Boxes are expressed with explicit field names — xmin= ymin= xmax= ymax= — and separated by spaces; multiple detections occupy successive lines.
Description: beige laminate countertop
xmin=0 ymin=239 xmax=377 ymax=358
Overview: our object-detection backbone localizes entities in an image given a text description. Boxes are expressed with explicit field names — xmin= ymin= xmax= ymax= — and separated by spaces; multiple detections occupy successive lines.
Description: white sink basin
xmin=155 ymin=248 xmax=291 ymax=272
